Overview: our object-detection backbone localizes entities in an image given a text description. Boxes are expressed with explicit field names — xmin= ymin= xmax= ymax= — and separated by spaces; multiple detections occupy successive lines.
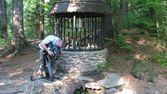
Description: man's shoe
xmin=54 ymin=75 xmax=60 ymax=79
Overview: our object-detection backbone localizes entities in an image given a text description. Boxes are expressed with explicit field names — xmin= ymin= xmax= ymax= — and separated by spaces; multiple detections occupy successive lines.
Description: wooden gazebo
xmin=51 ymin=0 xmax=111 ymax=51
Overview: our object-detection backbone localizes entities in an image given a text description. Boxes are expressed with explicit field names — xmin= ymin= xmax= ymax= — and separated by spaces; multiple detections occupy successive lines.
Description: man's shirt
xmin=39 ymin=35 xmax=61 ymax=53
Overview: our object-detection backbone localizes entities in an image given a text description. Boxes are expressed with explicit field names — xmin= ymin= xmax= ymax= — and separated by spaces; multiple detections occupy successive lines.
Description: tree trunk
xmin=34 ymin=22 xmax=39 ymax=38
xmin=117 ymin=0 xmax=127 ymax=34
xmin=111 ymin=0 xmax=127 ymax=46
xmin=12 ymin=0 xmax=27 ymax=51
xmin=1 ymin=0 xmax=8 ymax=39
xmin=39 ymin=0 xmax=44 ymax=39
xmin=0 ymin=0 xmax=2 ymax=38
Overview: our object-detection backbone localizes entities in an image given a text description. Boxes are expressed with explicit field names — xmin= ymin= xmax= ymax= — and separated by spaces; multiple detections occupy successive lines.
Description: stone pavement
xmin=0 ymin=72 xmax=125 ymax=94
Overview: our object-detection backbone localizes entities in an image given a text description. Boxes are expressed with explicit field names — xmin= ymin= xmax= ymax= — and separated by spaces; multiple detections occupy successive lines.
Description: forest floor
xmin=0 ymin=30 xmax=167 ymax=94
xmin=107 ymin=30 xmax=167 ymax=94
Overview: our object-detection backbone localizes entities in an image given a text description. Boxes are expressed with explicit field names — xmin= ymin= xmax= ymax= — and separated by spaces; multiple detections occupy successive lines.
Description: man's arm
xmin=39 ymin=43 xmax=54 ymax=56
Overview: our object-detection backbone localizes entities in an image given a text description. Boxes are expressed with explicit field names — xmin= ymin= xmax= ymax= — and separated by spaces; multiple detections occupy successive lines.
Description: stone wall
xmin=60 ymin=49 xmax=108 ymax=74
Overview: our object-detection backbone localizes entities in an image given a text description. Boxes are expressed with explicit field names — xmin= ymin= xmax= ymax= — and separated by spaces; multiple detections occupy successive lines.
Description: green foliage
xmin=74 ymin=90 xmax=81 ymax=94
xmin=85 ymin=89 xmax=96 ymax=94
xmin=0 ymin=38 xmax=5 ymax=45
xmin=24 ymin=0 xmax=40 ymax=39
xmin=23 ymin=0 xmax=56 ymax=39
xmin=117 ymin=35 xmax=133 ymax=52
xmin=125 ymin=11 xmax=149 ymax=30
xmin=0 ymin=38 xmax=10 ymax=46
xmin=157 ymin=20 xmax=167 ymax=48
xmin=151 ymin=53 xmax=167 ymax=69
xmin=105 ymin=37 xmax=113 ymax=42
xmin=74 ymin=89 xmax=96 ymax=94
xmin=96 ymin=58 xmax=112 ymax=72
xmin=106 ymin=0 xmax=167 ymax=50
xmin=125 ymin=0 xmax=165 ymax=36
xmin=24 ymin=30 xmax=37 ymax=40
xmin=125 ymin=0 xmax=167 ymax=50
xmin=105 ymin=35 xmax=134 ymax=52
xmin=2 ymin=0 xmax=167 ymax=51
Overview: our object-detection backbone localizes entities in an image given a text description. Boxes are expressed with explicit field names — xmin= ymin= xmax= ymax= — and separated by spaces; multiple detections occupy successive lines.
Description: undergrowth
xmin=117 ymin=35 xmax=134 ymax=52
xmin=0 ymin=38 xmax=10 ymax=46
xmin=151 ymin=53 xmax=167 ymax=69
xmin=96 ymin=58 xmax=112 ymax=72
xmin=105 ymin=35 xmax=134 ymax=52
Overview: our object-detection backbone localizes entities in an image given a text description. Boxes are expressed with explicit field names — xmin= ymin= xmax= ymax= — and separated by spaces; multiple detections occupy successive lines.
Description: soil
xmin=0 ymin=31 xmax=167 ymax=94
xmin=0 ymin=48 xmax=39 ymax=79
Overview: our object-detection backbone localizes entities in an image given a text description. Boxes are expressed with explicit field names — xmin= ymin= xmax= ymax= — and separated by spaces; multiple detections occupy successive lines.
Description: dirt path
xmin=0 ymin=48 xmax=39 ymax=79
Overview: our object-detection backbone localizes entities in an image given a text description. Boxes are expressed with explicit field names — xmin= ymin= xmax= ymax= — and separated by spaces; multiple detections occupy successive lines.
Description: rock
xmin=115 ymin=89 xmax=137 ymax=94
xmin=98 ymin=73 xmax=125 ymax=89
xmin=0 ymin=78 xmax=29 ymax=94
xmin=0 ymin=84 xmax=25 ymax=94
xmin=78 ymin=76 xmax=94 ymax=82
xmin=42 ymin=83 xmax=55 ymax=94
xmin=105 ymin=88 xmax=117 ymax=94
xmin=25 ymin=80 xmax=43 ymax=94
xmin=60 ymin=80 xmax=84 ymax=94
xmin=0 ymin=73 xmax=125 ymax=94
xmin=85 ymin=82 xmax=101 ymax=90
xmin=61 ymin=49 xmax=108 ymax=73
xmin=131 ymin=62 xmax=158 ymax=82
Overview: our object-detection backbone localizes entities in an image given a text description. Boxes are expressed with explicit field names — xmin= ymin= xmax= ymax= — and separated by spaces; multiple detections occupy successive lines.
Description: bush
xmin=0 ymin=38 xmax=10 ymax=46
xmin=151 ymin=53 xmax=167 ymax=69
xmin=96 ymin=58 xmax=112 ymax=72
xmin=117 ymin=35 xmax=134 ymax=52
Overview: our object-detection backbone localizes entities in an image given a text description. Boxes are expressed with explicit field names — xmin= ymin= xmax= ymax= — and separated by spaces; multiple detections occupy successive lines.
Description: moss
xmin=131 ymin=61 xmax=158 ymax=82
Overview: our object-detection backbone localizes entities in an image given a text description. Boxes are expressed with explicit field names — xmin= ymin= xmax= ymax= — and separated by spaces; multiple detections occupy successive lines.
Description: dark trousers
xmin=39 ymin=50 xmax=57 ymax=78
xmin=39 ymin=50 xmax=55 ymax=70
xmin=39 ymin=50 xmax=46 ymax=70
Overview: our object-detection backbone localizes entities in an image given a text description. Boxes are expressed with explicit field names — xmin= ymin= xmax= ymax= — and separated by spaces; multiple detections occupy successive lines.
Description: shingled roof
xmin=50 ymin=0 xmax=111 ymax=16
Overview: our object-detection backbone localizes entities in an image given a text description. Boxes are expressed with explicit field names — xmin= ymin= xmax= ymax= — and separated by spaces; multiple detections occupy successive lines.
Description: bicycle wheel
xmin=30 ymin=63 xmax=43 ymax=81
xmin=46 ymin=56 xmax=56 ymax=81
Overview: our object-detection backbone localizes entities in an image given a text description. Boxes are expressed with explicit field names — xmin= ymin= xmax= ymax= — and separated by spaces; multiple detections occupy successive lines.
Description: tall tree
xmin=115 ymin=0 xmax=127 ymax=35
xmin=0 ymin=0 xmax=2 ymax=38
xmin=12 ymin=0 xmax=26 ymax=51
xmin=107 ymin=0 xmax=128 ymax=45
xmin=40 ymin=0 xmax=44 ymax=39
xmin=1 ymin=0 xmax=8 ymax=39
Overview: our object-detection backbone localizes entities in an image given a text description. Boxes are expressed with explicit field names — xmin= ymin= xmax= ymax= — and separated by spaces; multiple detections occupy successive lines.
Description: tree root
xmin=0 ymin=45 xmax=16 ymax=58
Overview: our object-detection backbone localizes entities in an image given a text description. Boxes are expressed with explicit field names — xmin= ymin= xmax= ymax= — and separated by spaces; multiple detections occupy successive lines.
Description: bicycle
xmin=31 ymin=50 xmax=57 ymax=81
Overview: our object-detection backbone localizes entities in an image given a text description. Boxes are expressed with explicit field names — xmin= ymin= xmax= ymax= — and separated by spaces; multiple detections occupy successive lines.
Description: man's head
xmin=56 ymin=39 xmax=63 ymax=48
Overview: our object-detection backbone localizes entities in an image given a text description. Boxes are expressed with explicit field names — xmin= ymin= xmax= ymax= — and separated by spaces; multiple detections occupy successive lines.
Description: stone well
xmin=60 ymin=49 xmax=108 ymax=74
xmin=50 ymin=0 xmax=111 ymax=74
